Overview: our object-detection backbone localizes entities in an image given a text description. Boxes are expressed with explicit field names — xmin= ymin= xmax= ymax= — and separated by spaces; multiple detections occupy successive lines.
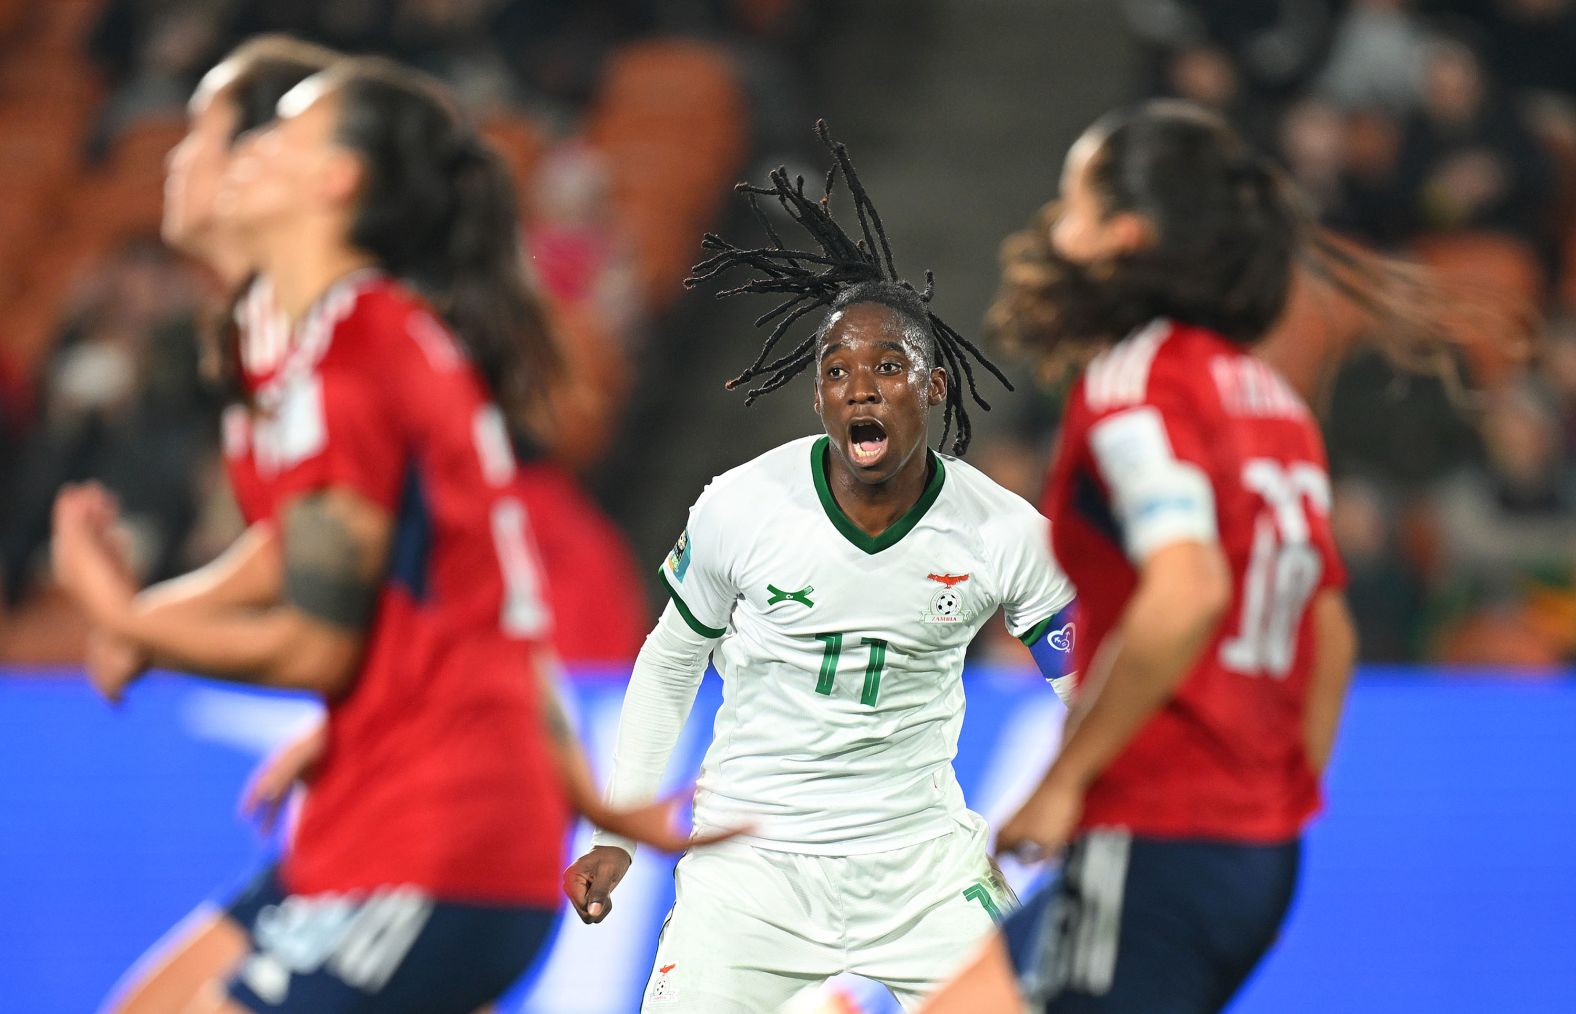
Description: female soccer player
xmin=921 ymin=100 xmax=1456 ymax=1013
xmin=54 ymin=56 xmax=709 ymax=1014
xmin=561 ymin=124 xmax=1078 ymax=1012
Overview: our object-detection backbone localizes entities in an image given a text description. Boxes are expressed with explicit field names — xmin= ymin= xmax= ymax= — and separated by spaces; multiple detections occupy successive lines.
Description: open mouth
xmin=848 ymin=419 xmax=888 ymax=466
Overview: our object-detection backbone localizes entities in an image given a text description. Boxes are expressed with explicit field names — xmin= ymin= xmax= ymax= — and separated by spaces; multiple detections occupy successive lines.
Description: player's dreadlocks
xmin=685 ymin=120 xmax=1012 ymax=456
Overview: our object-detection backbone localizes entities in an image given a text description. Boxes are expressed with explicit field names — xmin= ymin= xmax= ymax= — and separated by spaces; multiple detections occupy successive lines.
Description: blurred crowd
xmin=1 ymin=0 xmax=1572 ymax=668
xmin=1123 ymin=0 xmax=1576 ymax=666
xmin=0 ymin=0 xmax=808 ymax=661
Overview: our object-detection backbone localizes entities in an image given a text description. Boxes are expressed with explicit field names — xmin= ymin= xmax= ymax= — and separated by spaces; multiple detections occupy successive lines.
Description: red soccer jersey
xmin=224 ymin=277 xmax=648 ymax=665
xmin=1041 ymin=319 xmax=1346 ymax=844
xmin=223 ymin=271 xmax=569 ymax=905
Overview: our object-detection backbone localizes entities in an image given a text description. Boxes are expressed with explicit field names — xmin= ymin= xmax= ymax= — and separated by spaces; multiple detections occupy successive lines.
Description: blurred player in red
xmin=921 ymin=100 xmax=1454 ymax=1013
xmin=54 ymin=53 xmax=709 ymax=1014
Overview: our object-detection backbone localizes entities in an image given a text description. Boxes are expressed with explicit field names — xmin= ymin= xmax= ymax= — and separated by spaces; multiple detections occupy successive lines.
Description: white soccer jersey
xmin=660 ymin=434 xmax=1074 ymax=854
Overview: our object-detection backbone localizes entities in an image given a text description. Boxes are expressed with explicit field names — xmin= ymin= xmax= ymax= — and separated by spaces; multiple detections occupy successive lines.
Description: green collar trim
xmin=810 ymin=435 xmax=946 ymax=555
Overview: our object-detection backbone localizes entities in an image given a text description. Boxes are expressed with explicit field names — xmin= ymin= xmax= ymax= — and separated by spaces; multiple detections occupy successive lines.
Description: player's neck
xmin=825 ymin=443 xmax=932 ymax=538
xmin=195 ymin=243 xmax=252 ymax=293
xmin=256 ymin=223 xmax=379 ymax=329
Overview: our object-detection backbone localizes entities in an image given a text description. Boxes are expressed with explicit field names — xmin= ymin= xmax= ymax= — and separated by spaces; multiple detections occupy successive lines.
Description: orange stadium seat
xmin=1258 ymin=264 xmax=1370 ymax=408
xmin=30 ymin=0 xmax=105 ymax=54
xmin=0 ymin=0 xmax=29 ymax=42
xmin=0 ymin=49 xmax=102 ymax=118
xmin=1410 ymin=231 xmax=1542 ymax=389
xmin=0 ymin=183 xmax=52 ymax=274
xmin=0 ymin=103 xmax=85 ymax=180
xmin=58 ymin=116 xmax=186 ymax=242
xmin=584 ymin=41 xmax=746 ymax=309
xmin=6 ymin=222 xmax=120 ymax=371
xmin=102 ymin=115 xmax=186 ymax=178
xmin=482 ymin=114 xmax=548 ymax=205
xmin=595 ymin=39 xmax=745 ymax=122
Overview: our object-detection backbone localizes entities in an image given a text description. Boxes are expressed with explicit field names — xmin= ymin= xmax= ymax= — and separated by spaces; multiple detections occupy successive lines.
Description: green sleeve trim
xmin=659 ymin=568 xmax=727 ymax=639
xmin=1018 ymin=613 xmax=1057 ymax=648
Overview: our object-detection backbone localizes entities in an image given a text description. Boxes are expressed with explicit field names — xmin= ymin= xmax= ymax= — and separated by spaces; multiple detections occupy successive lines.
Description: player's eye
xmin=826 ymin=365 xmax=846 ymax=379
xmin=876 ymin=361 xmax=902 ymax=374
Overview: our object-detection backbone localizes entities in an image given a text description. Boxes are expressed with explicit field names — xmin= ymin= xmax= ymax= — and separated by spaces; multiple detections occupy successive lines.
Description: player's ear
xmin=927 ymin=367 xmax=947 ymax=407
xmin=812 ymin=373 xmax=823 ymax=415
xmin=1104 ymin=210 xmax=1154 ymax=257
xmin=319 ymin=148 xmax=364 ymax=207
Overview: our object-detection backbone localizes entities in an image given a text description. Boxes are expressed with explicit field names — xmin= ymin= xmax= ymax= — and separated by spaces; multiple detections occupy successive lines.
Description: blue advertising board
xmin=1 ymin=666 xmax=1572 ymax=1013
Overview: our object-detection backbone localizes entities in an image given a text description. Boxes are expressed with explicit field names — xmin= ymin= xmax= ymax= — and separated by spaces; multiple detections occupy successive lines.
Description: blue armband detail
xmin=1022 ymin=603 xmax=1077 ymax=682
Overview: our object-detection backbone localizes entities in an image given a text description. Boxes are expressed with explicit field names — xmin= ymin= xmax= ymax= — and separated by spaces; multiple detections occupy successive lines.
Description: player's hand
xmin=51 ymin=483 xmax=137 ymax=629
xmin=996 ymin=776 xmax=1084 ymax=864
xmin=585 ymin=793 xmax=746 ymax=855
xmin=83 ymin=627 xmax=148 ymax=706
xmin=562 ymin=845 xmax=633 ymax=924
xmin=240 ymin=722 xmax=327 ymax=835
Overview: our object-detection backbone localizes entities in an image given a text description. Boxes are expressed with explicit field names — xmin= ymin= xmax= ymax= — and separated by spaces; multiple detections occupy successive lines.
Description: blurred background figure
xmin=0 ymin=2 xmax=1573 ymax=1011
xmin=0 ymin=0 xmax=1570 ymax=690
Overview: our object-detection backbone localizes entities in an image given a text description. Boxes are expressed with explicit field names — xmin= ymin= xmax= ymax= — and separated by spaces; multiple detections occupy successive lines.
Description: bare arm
xmin=55 ymin=484 xmax=390 ymax=698
xmin=1052 ymin=540 xmax=1231 ymax=791
xmin=998 ymin=540 xmax=1231 ymax=858
xmin=562 ymin=604 xmax=716 ymax=924
xmin=1304 ymin=589 xmax=1357 ymax=775
xmin=134 ymin=522 xmax=284 ymax=619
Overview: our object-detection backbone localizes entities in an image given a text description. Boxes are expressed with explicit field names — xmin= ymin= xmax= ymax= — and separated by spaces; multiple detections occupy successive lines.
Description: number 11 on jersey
xmin=814 ymin=633 xmax=889 ymax=706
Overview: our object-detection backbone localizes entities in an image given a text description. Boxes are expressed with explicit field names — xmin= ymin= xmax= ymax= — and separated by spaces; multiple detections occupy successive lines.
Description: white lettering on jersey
xmin=1088 ymin=406 xmax=1218 ymax=561
xmin=472 ymin=405 xmax=517 ymax=487
xmin=1209 ymin=355 xmax=1308 ymax=421
xmin=1085 ymin=320 xmax=1169 ymax=411
xmin=1220 ymin=459 xmax=1330 ymax=677
xmin=254 ymin=372 xmax=327 ymax=474
xmin=238 ymin=276 xmax=290 ymax=380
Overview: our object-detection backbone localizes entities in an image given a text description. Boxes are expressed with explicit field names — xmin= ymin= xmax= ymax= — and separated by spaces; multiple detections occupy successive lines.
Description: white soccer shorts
xmin=639 ymin=814 xmax=1010 ymax=1012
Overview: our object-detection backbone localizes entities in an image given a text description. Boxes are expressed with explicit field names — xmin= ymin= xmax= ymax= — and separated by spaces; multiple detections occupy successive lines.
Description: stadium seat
xmin=1259 ymin=262 xmax=1368 ymax=407
xmin=1410 ymin=232 xmax=1543 ymax=389
xmin=482 ymin=114 xmax=548 ymax=205
xmin=0 ymin=0 xmax=29 ymax=43
xmin=584 ymin=40 xmax=747 ymax=309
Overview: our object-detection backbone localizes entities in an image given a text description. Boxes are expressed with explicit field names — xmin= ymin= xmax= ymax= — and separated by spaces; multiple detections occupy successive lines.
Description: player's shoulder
xmin=690 ymin=435 xmax=820 ymax=517
xmin=937 ymin=452 xmax=1049 ymax=539
xmin=321 ymin=273 xmax=462 ymax=373
xmin=1078 ymin=318 xmax=1241 ymax=419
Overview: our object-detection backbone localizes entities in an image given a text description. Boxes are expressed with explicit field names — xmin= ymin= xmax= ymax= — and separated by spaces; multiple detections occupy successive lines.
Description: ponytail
xmin=988 ymin=99 xmax=1528 ymax=393
xmin=434 ymin=140 xmax=561 ymax=424
xmin=330 ymin=59 xmax=560 ymax=430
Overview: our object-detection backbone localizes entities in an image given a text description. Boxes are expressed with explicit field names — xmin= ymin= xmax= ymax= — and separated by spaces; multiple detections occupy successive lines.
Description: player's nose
xmin=846 ymin=367 xmax=881 ymax=403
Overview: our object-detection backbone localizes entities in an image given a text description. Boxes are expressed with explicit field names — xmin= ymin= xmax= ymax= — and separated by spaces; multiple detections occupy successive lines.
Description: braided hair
xmin=685 ymin=120 xmax=1011 ymax=456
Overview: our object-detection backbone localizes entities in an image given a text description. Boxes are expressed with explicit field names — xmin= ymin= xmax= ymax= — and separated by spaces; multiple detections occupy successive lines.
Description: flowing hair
xmin=988 ymin=100 xmax=1521 ymax=391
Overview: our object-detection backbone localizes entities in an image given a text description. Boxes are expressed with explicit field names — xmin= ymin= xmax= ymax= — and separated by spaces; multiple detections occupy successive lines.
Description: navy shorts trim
xmin=222 ymin=864 xmax=558 ymax=1013
xmin=1004 ymin=831 xmax=1301 ymax=1014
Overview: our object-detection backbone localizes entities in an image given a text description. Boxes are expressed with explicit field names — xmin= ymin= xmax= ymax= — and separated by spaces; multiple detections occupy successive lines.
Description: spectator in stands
xmin=1434 ymin=382 xmax=1573 ymax=587
xmin=0 ymin=238 xmax=214 ymax=607
xmin=1393 ymin=30 xmax=1556 ymax=246
xmin=1315 ymin=0 xmax=1429 ymax=114
xmin=1122 ymin=0 xmax=1334 ymax=145
xmin=1278 ymin=96 xmax=1404 ymax=240
xmin=1543 ymin=317 xmax=1576 ymax=466
xmin=1477 ymin=0 xmax=1576 ymax=101
xmin=90 ymin=1 xmax=227 ymax=152
xmin=1330 ymin=476 xmax=1429 ymax=661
